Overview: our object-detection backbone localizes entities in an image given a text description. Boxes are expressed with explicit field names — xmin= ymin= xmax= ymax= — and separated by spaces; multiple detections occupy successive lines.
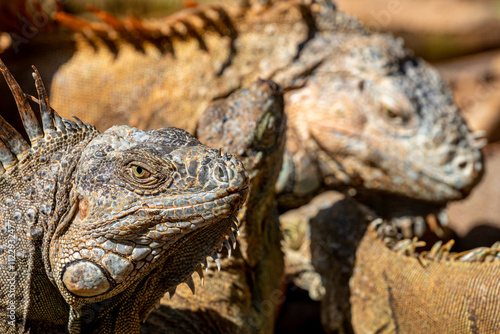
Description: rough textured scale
xmin=0 ymin=59 xmax=248 ymax=333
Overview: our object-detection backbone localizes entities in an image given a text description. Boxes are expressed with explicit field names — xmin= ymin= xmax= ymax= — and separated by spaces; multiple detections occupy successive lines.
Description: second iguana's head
xmin=49 ymin=125 xmax=248 ymax=308
xmin=282 ymin=34 xmax=484 ymax=206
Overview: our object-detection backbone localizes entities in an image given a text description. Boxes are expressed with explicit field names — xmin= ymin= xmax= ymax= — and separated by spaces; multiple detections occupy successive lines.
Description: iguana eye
xmin=377 ymin=79 xmax=415 ymax=127
xmin=131 ymin=165 xmax=151 ymax=179
xmin=384 ymin=107 xmax=398 ymax=119
xmin=380 ymin=96 xmax=411 ymax=125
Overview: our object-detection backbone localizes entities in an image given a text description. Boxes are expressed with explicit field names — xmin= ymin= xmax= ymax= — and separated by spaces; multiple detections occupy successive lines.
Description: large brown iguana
xmin=0 ymin=1 xmax=490 ymax=332
xmin=0 ymin=59 xmax=249 ymax=333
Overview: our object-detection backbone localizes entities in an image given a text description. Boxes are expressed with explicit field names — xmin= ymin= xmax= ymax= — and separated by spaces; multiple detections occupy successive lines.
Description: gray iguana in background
xmin=0 ymin=59 xmax=249 ymax=333
xmin=0 ymin=0 xmax=491 ymax=333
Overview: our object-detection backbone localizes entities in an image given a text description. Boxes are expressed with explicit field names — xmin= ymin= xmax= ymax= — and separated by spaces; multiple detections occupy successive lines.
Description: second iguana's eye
xmin=384 ymin=107 xmax=398 ymax=119
xmin=132 ymin=165 xmax=151 ymax=179
xmin=380 ymin=95 xmax=412 ymax=126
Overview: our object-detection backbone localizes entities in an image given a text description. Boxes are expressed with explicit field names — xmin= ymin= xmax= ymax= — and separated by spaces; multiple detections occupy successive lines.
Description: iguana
xmin=0 ymin=59 xmax=249 ymax=333
xmin=143 ymin=79 xmax=287 ymax=334
xmin=0 ymin=0 xmax=485 ymax=209
xmin=0 ymin=1 xmax=489 ymax=332
xmin=350 ymin=218 xmax=500 ymax=333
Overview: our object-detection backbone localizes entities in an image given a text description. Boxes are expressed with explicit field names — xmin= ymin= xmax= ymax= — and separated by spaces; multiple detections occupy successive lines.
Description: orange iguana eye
xmin=132 ymin=165 xmax=151 ymax=179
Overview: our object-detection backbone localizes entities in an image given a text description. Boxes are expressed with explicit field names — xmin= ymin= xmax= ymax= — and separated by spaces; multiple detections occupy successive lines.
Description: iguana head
xmin=197 ymin=79 xmax=286 ymax=179
xmin=280 ymin=35 xmax=484 ymax=209
xmin=49 ymin=125 xmax=249 ymax=307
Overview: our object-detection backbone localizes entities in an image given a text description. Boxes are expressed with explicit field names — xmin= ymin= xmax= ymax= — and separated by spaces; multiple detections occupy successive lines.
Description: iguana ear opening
xmin=77 ymin=196 xmax=89 ymax=220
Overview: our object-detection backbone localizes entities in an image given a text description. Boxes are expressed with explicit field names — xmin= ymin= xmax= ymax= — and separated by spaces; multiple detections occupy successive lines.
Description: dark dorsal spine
xmin=0 ymin=59 xmax=46 ymax=171
xmin=0 ymin=58 xmax=92 ymax=175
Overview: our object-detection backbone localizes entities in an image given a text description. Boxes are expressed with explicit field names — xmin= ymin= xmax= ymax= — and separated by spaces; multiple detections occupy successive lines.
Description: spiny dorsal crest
xmin=370 ymin=218 xmax=500 ymax=264
xmin=0 ymin=58 xmax=96 ymax=175
xmin=54 ymin=4 xmax=237 ymax=54
xmin=51 ymin=1 xmax=329 ymax=54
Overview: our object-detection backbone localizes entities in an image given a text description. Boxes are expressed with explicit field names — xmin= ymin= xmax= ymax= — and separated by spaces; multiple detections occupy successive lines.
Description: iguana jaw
xmin=330 ymin=149 xmax=481 ymax=202
xmin=311 ymin=119 xmax=485 ymax=202
xmin=74 ymin=187 xmax=248 ymax=228
xmin=53 ymin=188 xmax=247 ymax=307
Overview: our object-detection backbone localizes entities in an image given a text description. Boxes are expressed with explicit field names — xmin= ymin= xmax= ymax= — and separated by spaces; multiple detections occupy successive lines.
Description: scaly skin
xmin=0 ymin=59 xmax=248 ymax=333
xmin=142 ymin=79 xmax=287 ymax=334
xmin=281 ymin=189 xmax=500 ymax=334
xmin=350 ymin=219 xmax=500 ymax=333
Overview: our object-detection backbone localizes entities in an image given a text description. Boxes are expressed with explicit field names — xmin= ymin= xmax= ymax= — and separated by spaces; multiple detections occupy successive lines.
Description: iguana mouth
xmin=312 ymin=113 xmax=485 ymax=196
xmin=138 ymin=187 xmax=249 ymax=224
xmin=84 ymin=186 xmax=249 ymax=232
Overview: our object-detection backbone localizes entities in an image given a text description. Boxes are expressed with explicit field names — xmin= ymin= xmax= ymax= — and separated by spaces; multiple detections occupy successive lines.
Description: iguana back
xmin=351 ymin=219 xmax=500 ymax=333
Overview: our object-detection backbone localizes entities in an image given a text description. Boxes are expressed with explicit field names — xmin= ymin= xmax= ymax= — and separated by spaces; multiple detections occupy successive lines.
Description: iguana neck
xmin=40 ymin=126 xmax=99 ymax=279
xmin=0 ymin=121 xmax=98 ymax=332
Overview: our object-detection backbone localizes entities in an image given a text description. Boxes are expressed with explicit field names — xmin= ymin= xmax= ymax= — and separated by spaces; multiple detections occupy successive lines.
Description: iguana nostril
xmin=214 ymin=164 xmax=229 ymax=182
xmin=454 ymin=156 xmax=469 ymax=171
